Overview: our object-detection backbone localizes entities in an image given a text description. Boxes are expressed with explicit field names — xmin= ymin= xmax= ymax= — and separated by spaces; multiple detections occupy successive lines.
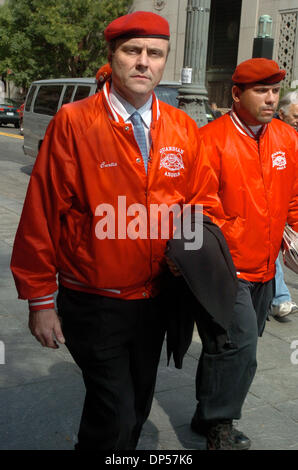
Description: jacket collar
xmin=229 ymin=105 xmax=268 ymax=140
xmin=102 ymin=80 xmax=160 ymax=124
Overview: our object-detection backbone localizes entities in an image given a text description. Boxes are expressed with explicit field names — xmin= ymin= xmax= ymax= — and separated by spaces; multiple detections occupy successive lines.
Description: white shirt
xmin=109 ymin=83 xmax=152 ymax=152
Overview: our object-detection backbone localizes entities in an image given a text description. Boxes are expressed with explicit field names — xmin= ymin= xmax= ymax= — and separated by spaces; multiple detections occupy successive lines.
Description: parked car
xmin=23 ymin=78 xmax=97 ymax=158
xmin=0 ymin=98 xmax=22 ymax=128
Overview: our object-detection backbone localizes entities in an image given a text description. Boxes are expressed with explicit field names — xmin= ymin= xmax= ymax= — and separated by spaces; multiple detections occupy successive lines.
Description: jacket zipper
xmin=258 ymin=138 xmax=272 ymax=274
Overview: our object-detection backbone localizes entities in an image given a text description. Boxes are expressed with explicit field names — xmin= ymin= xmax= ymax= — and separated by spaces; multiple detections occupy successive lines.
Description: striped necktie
xmin=130 ymin=111 xmax=148 ymax=172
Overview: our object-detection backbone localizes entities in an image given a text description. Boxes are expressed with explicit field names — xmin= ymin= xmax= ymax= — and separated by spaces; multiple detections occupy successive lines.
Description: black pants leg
xmin=57 ymin=285 xmax=166 ymax=450
xmin=194 ymin=278 xmax=273 ymax=422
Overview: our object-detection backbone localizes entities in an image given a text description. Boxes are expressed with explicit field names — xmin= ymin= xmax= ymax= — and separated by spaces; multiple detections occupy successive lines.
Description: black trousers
xmin=57 ymin=285 xmax=166 ymax=450
xmin=193 ymin=278 xmax=274 ymax=422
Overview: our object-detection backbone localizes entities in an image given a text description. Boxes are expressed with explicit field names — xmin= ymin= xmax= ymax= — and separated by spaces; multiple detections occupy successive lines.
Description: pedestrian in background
xmin=210 ymin=102 xmax=222 ymax=118
xmin=95 ymin=63 xmax=112 ymax=91
xmin=270 ymin=90 xmax=298 ymax=321
xmin=271 ymin=256 xmax=298 ymax=321
xmin=188 ymin=58 xmax=298 ymax=450
xmin=279 ymin=90 xmax=298 ymax=132
xmin=10 ymin=11 xmax=221 ymax=451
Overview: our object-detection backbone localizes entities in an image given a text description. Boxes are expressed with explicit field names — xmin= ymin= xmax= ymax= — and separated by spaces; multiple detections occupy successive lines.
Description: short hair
xmin=279 ymin=90 xmax=298 ymax=115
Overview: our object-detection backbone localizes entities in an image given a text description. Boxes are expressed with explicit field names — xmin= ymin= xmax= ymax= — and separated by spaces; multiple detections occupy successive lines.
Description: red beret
xmin=96 ymin=63 xmax=112 ymax=88
xmin=232 ymin=58 xmax=286 ymax=85
xmin=104 ymin=11 xmax=170 ymax=42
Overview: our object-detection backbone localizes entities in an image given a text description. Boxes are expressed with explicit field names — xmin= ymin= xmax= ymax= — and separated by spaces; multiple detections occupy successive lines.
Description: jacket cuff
xmin=28 ymin=295 xmax=55 ymax=312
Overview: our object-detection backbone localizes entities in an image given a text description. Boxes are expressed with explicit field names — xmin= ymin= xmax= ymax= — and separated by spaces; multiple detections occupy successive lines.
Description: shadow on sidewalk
xmin=0 ymin=360 xmax=84 ymax=450
xmin=20 ymin=164 xmax=33 ymax=176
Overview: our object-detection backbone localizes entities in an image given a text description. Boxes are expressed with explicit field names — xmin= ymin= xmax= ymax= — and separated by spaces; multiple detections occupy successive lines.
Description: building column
xmin=178 ymin=0 xmax=211 ymax=127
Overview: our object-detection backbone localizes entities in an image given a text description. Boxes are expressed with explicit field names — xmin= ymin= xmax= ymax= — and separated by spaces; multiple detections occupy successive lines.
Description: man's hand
xmin=29 ymin=308 xmax=65 ymax=349
xmin=165 ymin=255 xmax=182 ymax=277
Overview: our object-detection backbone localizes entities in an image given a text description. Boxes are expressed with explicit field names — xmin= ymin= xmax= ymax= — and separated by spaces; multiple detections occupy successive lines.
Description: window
xmin=33 ymin=85 xmax=63 ymax=116
xmin=25 ymin=85 xmax=37 ymax=112
xmin=73 ymin=86 xmax=91 ymax=102
xmin=278 ymin=12 xmax=298 ymax=89
xmin=207 ymin=0 xmax=242 ymax=69
xmin=61 ymin=85 xmax=75 ymax=105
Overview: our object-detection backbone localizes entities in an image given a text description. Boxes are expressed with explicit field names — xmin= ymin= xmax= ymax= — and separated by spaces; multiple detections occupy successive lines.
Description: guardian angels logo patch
xmin=271 ymin=151 xmax=287 ymax=170
xmin=159 ymin=147 xmax=185 ymax=178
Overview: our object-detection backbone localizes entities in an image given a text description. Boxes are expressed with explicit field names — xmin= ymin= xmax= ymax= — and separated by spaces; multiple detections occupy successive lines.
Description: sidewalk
xmin=1 ymin=159 xmax=298 ymax=450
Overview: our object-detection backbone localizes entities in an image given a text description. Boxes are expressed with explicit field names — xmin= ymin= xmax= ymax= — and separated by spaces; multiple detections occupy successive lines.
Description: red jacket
xmin=198 ymin=109 xmax=298 ymax=282
xmin=11 ymin=82 xmax=221 ymax=306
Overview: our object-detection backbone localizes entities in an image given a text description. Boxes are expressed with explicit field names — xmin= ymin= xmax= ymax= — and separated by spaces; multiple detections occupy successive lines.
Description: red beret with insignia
xmin=104 ymin=11 xmax=170 ymax=42
xmin=232 ymin=58 xmax=286 ymax=85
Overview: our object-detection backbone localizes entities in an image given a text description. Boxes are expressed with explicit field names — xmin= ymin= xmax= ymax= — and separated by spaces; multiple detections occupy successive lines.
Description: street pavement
xmin=1 ymin=132 xmax=298 ymax=451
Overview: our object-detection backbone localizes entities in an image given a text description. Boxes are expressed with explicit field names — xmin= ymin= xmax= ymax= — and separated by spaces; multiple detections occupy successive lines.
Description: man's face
xmin=232 ymin=83 xmax=281 ymax=125
xmin=279 ymin=103 xmax=298 ymax=131
xmin=109 ymin=37 xmax=169 ymax=108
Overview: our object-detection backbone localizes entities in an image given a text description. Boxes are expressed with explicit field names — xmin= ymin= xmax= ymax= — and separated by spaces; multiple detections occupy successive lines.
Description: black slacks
xmin=57 ymin=285 xmax=166 ymax=450
xmin=194 ymin=278 xmax=274 ymax=422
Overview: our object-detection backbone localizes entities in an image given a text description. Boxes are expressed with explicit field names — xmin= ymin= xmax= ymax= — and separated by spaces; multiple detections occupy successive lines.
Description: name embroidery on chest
xmin=100 ymin=161 xmax=118 ymax=169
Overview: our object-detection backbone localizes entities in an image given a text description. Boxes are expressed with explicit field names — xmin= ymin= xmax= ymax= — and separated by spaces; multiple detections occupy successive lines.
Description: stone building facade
xmin=130 ymin=0 xmax=298 ymax=107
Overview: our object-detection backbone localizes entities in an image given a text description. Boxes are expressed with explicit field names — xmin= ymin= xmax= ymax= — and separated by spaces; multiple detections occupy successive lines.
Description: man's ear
xmin=279 ymin=109 xmax=285 ymax=120
xmin=232 ymin=85 xmax=242 ymax=103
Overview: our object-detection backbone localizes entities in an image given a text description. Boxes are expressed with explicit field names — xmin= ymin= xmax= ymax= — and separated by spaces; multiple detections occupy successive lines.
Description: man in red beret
xmin=10 ymin=11 xmax=222 ymax=451
xmin=189 ymin=58 xmax=298 ymax=449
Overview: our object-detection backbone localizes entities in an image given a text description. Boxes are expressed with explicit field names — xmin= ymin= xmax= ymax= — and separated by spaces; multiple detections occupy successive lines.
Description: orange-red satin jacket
xmin=11 ymin=81 xmax=221 ymax=305
xmin=198 ymin=109 xmax=298 ymax=283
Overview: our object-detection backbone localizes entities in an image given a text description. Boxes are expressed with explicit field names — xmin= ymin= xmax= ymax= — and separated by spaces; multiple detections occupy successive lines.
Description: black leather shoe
xmin=191 ymin=412 xmax=251 ymax=450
